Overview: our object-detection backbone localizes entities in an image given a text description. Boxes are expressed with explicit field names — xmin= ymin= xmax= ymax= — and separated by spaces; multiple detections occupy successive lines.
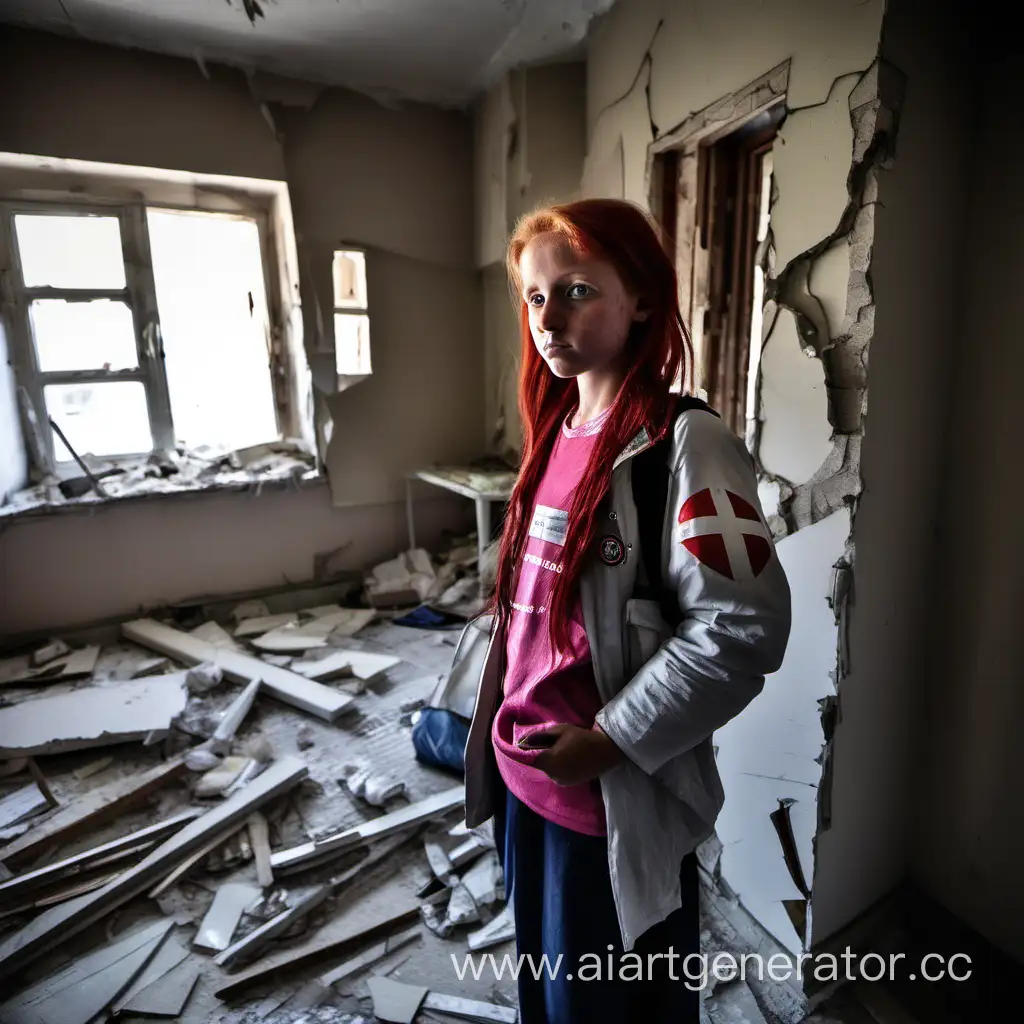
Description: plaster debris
xmin=0 ymin=781 xmax=51 ymax=830
xmin=341 ymin=762 xmax=407 ymax=806
xmin=30 ymin=638 xmax=70 ymax=667
xmin=367 ymin=975 xmax=428 ymax=1023
xmin=0 ymin=674 xmax=189 ymax=757
xmin=195 ymin=882 xmax=261 ymax=951
xmin=0 ymin=919 xmax=173 ymax=1024
xmin=185 ymin=661 xmax=225 ymax=693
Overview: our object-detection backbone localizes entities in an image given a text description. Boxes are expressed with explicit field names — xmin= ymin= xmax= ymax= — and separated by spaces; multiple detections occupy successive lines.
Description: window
xmin=332 ymin=247 xmax=371 ymax=376
xmin=656 ymin=104 xmax=782 ymax=438
xmin=1 ymin=201 xmax=283 ymax=470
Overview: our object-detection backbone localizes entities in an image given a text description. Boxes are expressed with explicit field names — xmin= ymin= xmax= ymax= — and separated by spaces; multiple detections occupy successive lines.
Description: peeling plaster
xmin=758 ymin=309 xmax=834 ymax=486
xmin=809 ymin=241 xmax=852 ymax=340
xmin=771 ymin=75 xmax=859 ymax=272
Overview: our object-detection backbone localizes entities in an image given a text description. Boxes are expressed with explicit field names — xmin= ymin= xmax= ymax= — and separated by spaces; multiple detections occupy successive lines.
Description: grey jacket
xmin=457 ymin=407 xmax=792 ymax=951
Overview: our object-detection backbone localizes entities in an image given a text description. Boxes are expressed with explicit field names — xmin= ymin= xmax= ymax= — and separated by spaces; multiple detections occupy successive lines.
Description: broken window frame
xmin=646 ymin=63 xmax=789 ymax=447
xmin=0 ymin=196 xmax=291 ymax=477
xmin=332 ymin=246 xmax=372 ymax=377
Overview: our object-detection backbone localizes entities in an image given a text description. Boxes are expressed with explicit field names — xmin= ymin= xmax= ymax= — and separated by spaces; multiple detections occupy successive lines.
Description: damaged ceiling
xmin=0 ymin=0 xmax=615 ymax=106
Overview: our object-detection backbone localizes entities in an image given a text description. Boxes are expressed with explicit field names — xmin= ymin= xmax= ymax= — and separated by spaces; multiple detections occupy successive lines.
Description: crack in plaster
xmin=590 ymin=17 xmax=664 ymax=142
xmin=754 ymin=58 xmax=906 ymax=538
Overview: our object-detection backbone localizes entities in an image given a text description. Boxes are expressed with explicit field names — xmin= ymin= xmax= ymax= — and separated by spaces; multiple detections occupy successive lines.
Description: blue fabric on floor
xmin=410 ymin=707 xmax=469 ymax=774
xmin=394 ymin=605 xmax=465 ymax=629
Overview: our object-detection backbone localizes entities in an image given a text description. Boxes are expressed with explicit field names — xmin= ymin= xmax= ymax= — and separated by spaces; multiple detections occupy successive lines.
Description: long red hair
xmin=492 ymin=198 xmax=692 ymax=648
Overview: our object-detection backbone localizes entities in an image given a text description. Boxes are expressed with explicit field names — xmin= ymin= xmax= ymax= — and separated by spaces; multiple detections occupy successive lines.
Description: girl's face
xmin=519 ymin=231 xmax=646 ymax=379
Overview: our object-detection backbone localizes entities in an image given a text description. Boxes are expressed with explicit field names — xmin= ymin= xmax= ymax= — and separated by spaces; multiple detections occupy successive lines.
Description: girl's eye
xmin=528 ymin=294 xmax=544 ymax=307
xmin=567 ymin=283 xmax=590 ymax=299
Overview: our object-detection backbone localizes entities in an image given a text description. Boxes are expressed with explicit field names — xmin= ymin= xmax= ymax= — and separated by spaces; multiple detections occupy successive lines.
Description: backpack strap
xmin=631 ymin=395 xmax=719 ymax=627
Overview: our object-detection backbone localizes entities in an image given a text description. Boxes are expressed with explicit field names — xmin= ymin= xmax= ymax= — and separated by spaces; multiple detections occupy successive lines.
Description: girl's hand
xmin=517 ymin=723 xmax=624 ymax=785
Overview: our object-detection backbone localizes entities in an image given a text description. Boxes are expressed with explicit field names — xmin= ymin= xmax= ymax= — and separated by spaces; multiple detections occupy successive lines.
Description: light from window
xmin=29 ymin=299 xmax=137 ymax=373
xmin=15 ymin=213 xmax=126 ymax=289
xmin=332 ymin=248 xmax=371 ymax=375
xmin=147 ymin=209 xmax=278 ymax=452
xmin=45 ymin=381 xmax=150 ymax=459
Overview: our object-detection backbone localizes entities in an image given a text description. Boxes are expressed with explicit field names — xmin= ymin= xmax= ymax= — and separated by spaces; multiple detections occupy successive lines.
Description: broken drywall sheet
xmin=714 ymin=507 xmax=851 ymax=955
xmin=0 ymin=918 xmax=173 ymax=1024
xmin=770 ymin=74 xmax=858 ymax=272
xmin=757 ymin=309 xmax=833 ymax=486
xmin=0 ymin=675 xmax=188 ymax=757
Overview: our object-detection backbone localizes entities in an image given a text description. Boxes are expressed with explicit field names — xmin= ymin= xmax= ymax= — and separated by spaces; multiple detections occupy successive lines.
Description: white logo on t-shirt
xmin=528 ymin=505 xmax=568 ymax=547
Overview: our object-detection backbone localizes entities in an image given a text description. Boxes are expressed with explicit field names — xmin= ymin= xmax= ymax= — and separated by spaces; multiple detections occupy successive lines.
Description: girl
xmin=461 ymin=199 xmax=792 ymax=1023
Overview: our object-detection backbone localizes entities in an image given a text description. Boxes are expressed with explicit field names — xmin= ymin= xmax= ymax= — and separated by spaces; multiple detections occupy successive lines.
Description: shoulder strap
xmin=631 ymin=395 xmax=719 ymax=625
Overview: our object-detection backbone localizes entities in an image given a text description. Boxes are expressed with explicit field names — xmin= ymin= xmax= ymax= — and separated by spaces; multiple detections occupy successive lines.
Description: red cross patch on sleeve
xmin=677 ymin=487 xmax=772 ymax=581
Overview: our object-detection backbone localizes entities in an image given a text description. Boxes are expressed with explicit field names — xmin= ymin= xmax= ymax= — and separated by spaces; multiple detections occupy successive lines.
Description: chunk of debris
xmin=184 ymin=745 xmax=223 ymax=772
xmin=467 ymin=904 xmax=516 ymax=951
xmin=110 ymin=932 xmax=190 ymax=1013
xmin=72 ymin=755 xmax=114 ymax=781
xmin=271 ymin=786 xmax=464 ymax=873
xmin=252 ymin=608 xmax=376 ymax=652
xmin=0 ymin=779 xmax=54 ymax=831
xmin=0 ymin=674 xmax=189 ymax=757
xmin=248 ymin=811 xmax=274 ymax=887
xmin=366 ymin=975 xmax=428 ymax=1024
xmin=296 ymin=723 xmax=316 ymax=750
xmin=234 ymin=612 xmax=298 ymax=638
xmin=340 ymin=762 xmax=406 ymax=807
xmin=118 ymin=958 xmax=201 ymax=1018
xmin=1 ymin=645 xmax=100 ymax=687
xmin=0 ymin=759 xmax=188 ymax=872
xmin=195 ymin=756 xmax=253 ymax=798
xmin=191 ymin=620 xmax=247 ymax=652
xmin=214 ymin=883 xmax=332 ymax=969
xmin=185 ymin=661 xmax=224 ymax=693
xmin=30 ymin=637 xmax=71 ymax=667
xmin=132 ymin=656 xmax=173 ymax=678
xmin=232 ymin=599 xmax=272 ymax=623
xmin=292 ymin=649 xmax=400 ymax=684
xmin=288 ymin=926 xmax=422 ymax=1009
xmin=123 ymin=618 xmax=354 ymax=722
xmin=423 ymin=990 xmax=518 ymax=1023
xmin=194 ymin=881 xmax=262 ymax=951
xmin=0 ymin=918 xmax=173 ymax=1024
xmin=0 ymin=758 xmax=309 ymax=979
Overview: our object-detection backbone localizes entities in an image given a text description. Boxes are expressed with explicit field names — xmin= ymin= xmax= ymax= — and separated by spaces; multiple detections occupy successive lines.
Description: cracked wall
xmin=584 ymin=0 xmax=894 ymax=955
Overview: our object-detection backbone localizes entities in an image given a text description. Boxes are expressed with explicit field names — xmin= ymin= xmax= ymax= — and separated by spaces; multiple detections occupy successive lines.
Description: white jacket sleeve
xmin=595 ymin=410 xmax=792 ymax=776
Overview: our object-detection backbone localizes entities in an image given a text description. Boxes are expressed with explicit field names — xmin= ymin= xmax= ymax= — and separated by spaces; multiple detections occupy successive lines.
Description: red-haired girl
xmin=461 ymin=198 xmax=792 ymax=1022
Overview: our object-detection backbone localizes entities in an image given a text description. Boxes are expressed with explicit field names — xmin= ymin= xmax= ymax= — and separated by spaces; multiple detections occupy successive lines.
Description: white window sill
xmin=2 ymin=443 xmax=324 ymax=522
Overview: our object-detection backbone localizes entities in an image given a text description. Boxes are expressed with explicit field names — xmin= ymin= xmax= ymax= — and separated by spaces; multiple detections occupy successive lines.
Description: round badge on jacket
xmin=599 ymin=535 xmax=626 ymax=566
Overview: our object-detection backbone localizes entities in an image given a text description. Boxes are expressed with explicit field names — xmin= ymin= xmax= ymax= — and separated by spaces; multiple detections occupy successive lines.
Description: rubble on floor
xmin=1 ymin=437 xmax=319 ymax=519
xmin=0 ymin=527 xmax=852 ymax=1024
xmin=0 ymin=532 xmax=522 ymax=1023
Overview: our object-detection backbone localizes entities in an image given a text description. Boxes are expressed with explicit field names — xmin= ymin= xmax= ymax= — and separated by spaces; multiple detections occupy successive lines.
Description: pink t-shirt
xmin=492 ymin=408 xmax=609 ymax=835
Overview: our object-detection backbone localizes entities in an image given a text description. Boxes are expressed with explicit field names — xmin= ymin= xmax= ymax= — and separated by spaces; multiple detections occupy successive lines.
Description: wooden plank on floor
xmin=0 ymin=809 xmax=200 ymax=904
xmin=0 ymin=757 xmax=308 ymax=980
xmin=270 ymin=786 xmax=464 ymax=872
xmin=215 ymin=904 xmax=421 ymax=1000
xmin=0 ymin=759 xmax=188 ymax=871
xmin=122 ymin=618 xmax=354 ymax=722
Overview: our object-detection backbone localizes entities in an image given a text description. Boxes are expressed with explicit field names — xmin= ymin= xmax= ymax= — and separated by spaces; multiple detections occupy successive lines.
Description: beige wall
xmin=911 ymin=44 xmax=1024 ymax=961
xmin=585 ymin=0 xmax=893 ymax=953
xmin=474 ymin=63 xmax=586 ymax=454
xmin=0 ymin=28 xmax=480 ymax=635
